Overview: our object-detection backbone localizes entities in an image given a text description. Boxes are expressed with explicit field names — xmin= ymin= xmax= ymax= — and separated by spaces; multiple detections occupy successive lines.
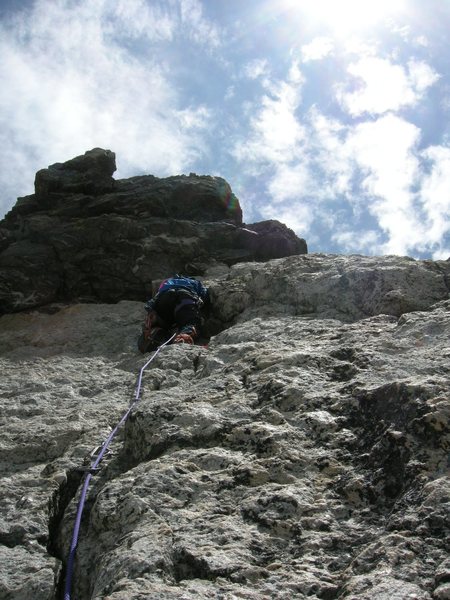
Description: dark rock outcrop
xmin=34 ymin=147 xmax=117 ymax=202
xmin=0 ymin=149 xmax=307 ymax=313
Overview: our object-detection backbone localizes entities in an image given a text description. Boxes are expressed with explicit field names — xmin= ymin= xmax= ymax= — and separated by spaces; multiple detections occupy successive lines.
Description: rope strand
xmin=63 ymin=333 xmax=176 ymax=600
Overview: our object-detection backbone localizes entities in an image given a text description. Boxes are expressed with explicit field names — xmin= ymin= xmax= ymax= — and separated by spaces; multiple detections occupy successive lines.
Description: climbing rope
xmin=63 ymin=332 xmax=176 ymax=600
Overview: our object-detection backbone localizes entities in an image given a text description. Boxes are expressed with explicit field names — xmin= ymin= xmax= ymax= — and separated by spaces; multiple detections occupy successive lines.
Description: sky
xmin=1 ymin=0 xmax=449 ymax=259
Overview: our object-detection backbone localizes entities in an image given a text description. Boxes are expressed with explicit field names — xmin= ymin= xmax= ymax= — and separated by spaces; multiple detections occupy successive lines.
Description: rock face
xmin=1 ymin=253 xmax=449 ymax=599
xmin=0 ymin=149 xmax=306 ymax=314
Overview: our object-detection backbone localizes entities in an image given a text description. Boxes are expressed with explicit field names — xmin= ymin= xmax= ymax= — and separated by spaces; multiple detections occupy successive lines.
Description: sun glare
xmin=281 ymin=0 xmax=407 ymax=36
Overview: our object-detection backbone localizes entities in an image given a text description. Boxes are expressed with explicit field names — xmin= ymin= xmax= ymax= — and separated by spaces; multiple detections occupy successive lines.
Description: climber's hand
xmin=174 ymin=333 xmax=194 ymax=344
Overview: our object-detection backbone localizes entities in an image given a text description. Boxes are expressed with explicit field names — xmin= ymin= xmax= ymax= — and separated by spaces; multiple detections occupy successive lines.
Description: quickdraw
xmin=63 ymin=332 xmax=176 ymax=600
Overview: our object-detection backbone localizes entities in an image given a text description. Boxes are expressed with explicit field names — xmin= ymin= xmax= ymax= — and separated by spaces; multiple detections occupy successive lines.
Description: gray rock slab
xmin=0 ymin=255 xmax=449 ymax=599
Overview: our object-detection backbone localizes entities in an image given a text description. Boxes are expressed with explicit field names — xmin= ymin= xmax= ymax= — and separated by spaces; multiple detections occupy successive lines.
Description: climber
xmin=137 ymin=275 xmax=210 ymax=353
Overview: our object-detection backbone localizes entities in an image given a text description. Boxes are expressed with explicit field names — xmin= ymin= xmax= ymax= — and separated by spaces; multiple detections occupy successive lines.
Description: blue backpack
xmin=157 ymin=276 xmax=208 ymax=300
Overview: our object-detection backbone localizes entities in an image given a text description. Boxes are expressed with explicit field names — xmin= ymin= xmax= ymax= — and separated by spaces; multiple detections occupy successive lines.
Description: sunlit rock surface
xmin=0 ymin=253 xmax=449 ymax=599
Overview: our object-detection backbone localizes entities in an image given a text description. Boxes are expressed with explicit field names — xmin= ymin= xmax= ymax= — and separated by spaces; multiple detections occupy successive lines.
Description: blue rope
xmin=64 ymin=333 xmax=176 ymax=600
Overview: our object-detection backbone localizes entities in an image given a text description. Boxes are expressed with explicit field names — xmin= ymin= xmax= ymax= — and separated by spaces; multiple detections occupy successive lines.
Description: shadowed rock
xmin=34 ymin=147 xmax=117 ymax=202
xmin=0 ymin=149 xmax=307 ymax=313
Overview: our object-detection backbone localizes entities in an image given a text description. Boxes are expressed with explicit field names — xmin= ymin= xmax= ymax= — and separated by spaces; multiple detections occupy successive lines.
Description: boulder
xmin=34 ymin=148 xmax=117 ymax=202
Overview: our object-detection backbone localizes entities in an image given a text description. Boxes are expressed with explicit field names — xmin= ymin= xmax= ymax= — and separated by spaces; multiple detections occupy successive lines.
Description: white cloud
xmin=415 ymin=35 xmax=429 ymax=48
xmin=346 ymin=114 xmax=423 ymax=254
xmin=253 ymin=107 xmax=352 ymax=212
xmin=0 ymin=0 xmax=219 ymax=216
xmin=260 ymin=202 xmax=314 ymax=237
xmin=234 ymin=56 xmax=450 ymax=259
xmin=108 ymin=0 xmax=175 ymax=41
xmin=347 ymin=114 xmax=420 ymax=203
xmin=419 ymin=145 xmax=450 ymax=256
xmin=430 ymin=248 xmax=450 ymax=260
xmin=301 ymin=37 xmax=334 ymax=62
xmin=175 ymin=106 xmax=212 ymax=130
xmin=390 ymin=24 xmax=411 ymax=41
xmin=266 ymin=108 xmax=353 ymax=206
xmin=337 ymin=57 xmax=440 ymax=116
xmin=308 ymin=108 xmax=353 ymax=198
xmin=342 ymin=115 xmax=450 ymax=258
xmin=242 ymin=58 xmax=270 ymax=80
xmin=231 ymin=61 xmax=314 ymax=215
xmin=279 ymin=0 xmax=408 ymax=37
xmin=407 ymin=59 xmax=440 ymax=93
xmin=267 ymin=164 xmax=312 ymax=202
xmin=233 ymin=62 xmax=305 ymax=165
xmin=179 ymin=0 xmax=221 ymax=47
xmin=342 ymin=38 xmax=380 ymax=58
xmin=332 ymin=229 xmax=381 ymax=253
xmin=225 ymin=85 xmax=235 ymax=101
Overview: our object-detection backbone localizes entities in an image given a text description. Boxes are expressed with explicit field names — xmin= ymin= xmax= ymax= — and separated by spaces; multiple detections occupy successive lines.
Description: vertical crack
xmin=46 ymin=468 xmax=84 ymax=598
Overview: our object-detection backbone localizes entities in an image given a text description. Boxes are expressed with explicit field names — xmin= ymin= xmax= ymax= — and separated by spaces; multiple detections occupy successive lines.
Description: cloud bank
xmin=0 ymin=0 xmax=217 ymax=208
xmin=231 ymin=43 xmax=448 ymax=259
xmin=0 ymin=0 xmax=449 ymax=260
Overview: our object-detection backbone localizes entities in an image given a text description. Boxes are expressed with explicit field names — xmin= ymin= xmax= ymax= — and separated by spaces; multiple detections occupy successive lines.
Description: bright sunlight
xmin=280 ymin=0 xmax=407 ymax=36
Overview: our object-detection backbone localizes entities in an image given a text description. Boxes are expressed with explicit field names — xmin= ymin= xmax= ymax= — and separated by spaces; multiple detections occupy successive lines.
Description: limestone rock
xmin=0 ymin=149 xmax=307 ymax=313
xmin=0 ymin=253 xmax=449 ymax=599
xmin=210 ymin=253 xmax=450 ymax=325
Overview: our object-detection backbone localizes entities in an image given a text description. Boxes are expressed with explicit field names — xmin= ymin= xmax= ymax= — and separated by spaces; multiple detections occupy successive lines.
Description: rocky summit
xmin=0 ymin=153 xmax=449 ymax=600
xmin=0 ymin=148 xmax=306 ymax=314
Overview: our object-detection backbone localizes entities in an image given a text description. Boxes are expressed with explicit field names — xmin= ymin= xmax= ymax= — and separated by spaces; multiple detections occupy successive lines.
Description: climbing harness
xmin=63 ymin=332 xmax=176 ymax=600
